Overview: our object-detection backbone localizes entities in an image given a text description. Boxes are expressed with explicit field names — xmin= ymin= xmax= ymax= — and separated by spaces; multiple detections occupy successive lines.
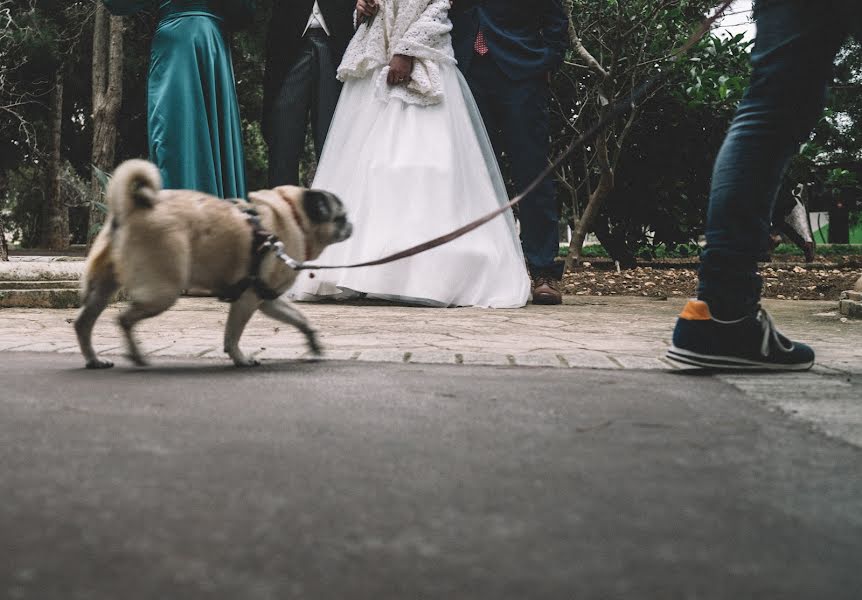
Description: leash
xmin=284 ymin=0 xmax=736 ymax=272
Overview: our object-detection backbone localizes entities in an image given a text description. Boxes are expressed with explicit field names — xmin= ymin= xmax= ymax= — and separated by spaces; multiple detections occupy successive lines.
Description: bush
xmin=2 ymin=163 xmax=45 ymax=247
xmin=0 ymin=161 xmax=92 ymax=247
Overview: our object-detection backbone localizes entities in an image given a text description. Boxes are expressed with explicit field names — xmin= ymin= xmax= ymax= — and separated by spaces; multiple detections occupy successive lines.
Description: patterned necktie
xmin=474 ymin=29 xmax=489 ymax=56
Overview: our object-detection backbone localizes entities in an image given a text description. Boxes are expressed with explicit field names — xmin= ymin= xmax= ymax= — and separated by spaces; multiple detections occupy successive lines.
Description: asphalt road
xmin=1 ymin=353 xmax=861 ymax=599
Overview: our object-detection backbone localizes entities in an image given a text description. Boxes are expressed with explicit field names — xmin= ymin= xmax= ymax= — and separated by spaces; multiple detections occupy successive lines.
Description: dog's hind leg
xmin=118 ymin=297 xmax=175 ymax=367
xmin=224 ymin=291 xmax=263 ymax=367
xmin=259 ymin=298 xmax=322 ymax=357
xmin=75 ymin=269 xmax=119 ymax=369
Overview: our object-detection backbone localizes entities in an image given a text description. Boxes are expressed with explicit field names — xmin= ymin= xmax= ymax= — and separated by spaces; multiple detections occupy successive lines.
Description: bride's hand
xmin=356 ymin=0 xmax=377 ymax=18
xmin=387 ymin=54 xmax=414 ymax=86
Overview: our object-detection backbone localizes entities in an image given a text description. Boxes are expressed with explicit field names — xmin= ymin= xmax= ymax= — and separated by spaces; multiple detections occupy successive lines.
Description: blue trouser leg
xmin=465 ymin=56 xmax=562 ymax=278
xmin=697 ymin=0 xmax=857 ymax=319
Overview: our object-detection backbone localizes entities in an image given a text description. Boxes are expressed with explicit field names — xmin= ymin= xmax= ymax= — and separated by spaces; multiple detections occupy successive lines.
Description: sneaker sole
xmin=667 ymin=346 xmax=814 ymax=372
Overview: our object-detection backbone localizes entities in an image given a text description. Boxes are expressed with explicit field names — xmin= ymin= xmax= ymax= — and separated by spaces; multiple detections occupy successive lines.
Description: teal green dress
xmin=103 ymin=0 xmax=254 ymax=199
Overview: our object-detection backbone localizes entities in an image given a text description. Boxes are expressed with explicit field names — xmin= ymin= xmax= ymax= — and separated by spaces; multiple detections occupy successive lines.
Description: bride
xmin=288 ymin=0 xmax=530 ymax=308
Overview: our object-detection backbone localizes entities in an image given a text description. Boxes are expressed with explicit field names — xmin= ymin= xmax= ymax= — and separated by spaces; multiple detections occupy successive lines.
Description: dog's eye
xmin=303 ymin=190 xmax=333 ymax=223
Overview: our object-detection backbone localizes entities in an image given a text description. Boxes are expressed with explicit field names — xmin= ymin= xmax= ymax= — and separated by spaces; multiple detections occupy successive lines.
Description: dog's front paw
xmin=86 ymin=358 xmax=114 ymax=370
xmin=127 ymin=353 xmax=150 ymax=368
xmin=233 ymin=357 xmax=261 ymax=368
xmin=306 ymin=333 xmax=323 ymax=357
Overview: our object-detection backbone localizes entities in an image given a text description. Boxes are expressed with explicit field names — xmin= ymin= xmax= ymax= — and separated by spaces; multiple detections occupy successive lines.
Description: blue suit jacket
xmin=451 ymin=0 xmax=570 ymax=81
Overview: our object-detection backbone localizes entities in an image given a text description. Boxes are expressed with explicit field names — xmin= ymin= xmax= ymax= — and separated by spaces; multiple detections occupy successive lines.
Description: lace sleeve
xmin=383 ymin=0 xmax=454 ymax=105
xmin=391 ymin=0 xmax=455 ymax=64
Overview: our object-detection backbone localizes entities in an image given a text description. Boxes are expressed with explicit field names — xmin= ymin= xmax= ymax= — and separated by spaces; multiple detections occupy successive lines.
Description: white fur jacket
xmin=337 ymin=0 xmax=456 ymax=106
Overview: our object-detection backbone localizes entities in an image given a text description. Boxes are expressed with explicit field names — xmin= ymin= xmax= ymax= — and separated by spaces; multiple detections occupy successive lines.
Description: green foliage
xmin=558 ymin=243 xmax=702 ymax=259
xmin=2 ymin=163 xmax=46 ymax=247
xmin=826 ymin=167 xmax=859 ymax=190
xmin=232 ymin=5 xmax=270 ymax=190
xmin=553 ymin=20 xmax=753 ymax=261
xmin=785 ymin=40 xmax=862 ymax=217
xmin=681 ymin=33 xmax=752 ymax=107
xmin=772 ymin=243 xmax=862 ymax=257
xmin=0 ymin=159 xmax=91 ymax=246
xmin=242 ymin=119 xmax=269 ymax=192
xmin=552 ymin=1 xmax=756 ymax=264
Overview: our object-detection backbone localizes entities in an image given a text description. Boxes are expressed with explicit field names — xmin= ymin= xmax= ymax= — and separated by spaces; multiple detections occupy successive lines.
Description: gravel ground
xmin=563 ymin=259 xmax=862 ymax=301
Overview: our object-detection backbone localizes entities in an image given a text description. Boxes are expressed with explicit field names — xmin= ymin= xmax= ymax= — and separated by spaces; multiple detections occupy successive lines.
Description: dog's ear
xmin=302 ymin=189 xmax=337 ymax=223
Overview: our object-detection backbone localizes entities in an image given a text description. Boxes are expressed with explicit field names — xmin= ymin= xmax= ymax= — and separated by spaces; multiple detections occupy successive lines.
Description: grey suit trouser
xmin=267 ymin=29 xmax=341 ymax=187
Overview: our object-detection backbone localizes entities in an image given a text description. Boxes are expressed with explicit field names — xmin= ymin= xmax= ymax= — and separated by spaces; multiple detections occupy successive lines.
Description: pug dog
xmin=75 ymin=159 xmax=351 ymax=369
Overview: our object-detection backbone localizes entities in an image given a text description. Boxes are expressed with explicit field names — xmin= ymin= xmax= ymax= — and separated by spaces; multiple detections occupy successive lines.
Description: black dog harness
xmin=217 ymin=201 xmax=311 ymax=303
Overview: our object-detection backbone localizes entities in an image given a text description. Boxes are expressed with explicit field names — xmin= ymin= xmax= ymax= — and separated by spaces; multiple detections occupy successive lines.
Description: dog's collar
xmin=283 ymin=195 xmax=312 ymax=262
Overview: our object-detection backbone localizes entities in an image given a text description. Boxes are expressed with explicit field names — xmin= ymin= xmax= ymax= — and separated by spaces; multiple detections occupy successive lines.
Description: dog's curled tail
xmin=107 ymin=159 xmax=162 ymax=222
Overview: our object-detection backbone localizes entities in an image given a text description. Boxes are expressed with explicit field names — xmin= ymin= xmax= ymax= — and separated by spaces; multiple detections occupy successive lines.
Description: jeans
xmin=464 ymin=55 xmax=563 ymax=279
xmin=697 ymin=0 xmax=861 ymax=319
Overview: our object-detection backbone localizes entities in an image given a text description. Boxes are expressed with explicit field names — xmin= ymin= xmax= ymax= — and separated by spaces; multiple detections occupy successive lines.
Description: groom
xmin=451 ymin=0 xmax=569 ymax=305
xmin=263 ymin=1 xmax=355 ymax=186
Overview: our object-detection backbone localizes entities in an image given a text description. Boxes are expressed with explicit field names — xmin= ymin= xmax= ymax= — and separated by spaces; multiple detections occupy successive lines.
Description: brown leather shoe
xmin=531 ymin=276 xmax=563 ymax=305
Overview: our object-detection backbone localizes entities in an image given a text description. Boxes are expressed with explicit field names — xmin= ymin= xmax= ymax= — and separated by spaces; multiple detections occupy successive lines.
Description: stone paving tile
xmin=511 ymin=353 xmax=565 ymax=368
xmin=459 ymin=352 xmax=511 ymax=366
xmin=560 ymin=351 xmax=620 ymax=370
xmin=404 ymin=350 xmax=459 ymax=365
xmin=612 ymin=355 xmax=676 ymax=370
xmin=255 ymin=347 xmax=310 ymax=361
xmin=354 ymin=349 xmax=413 ymax=363
xmin=314 ymin=349 xmax=361 ymax=362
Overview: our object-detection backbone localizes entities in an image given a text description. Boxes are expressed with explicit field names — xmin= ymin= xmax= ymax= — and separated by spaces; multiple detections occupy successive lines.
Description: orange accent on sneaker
xmin=679 ymin=300 xmax=713 ymax=321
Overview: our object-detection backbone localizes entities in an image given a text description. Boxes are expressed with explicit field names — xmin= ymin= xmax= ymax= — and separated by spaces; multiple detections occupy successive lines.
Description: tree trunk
xmin=88 ymin=4 xmax=125 ymax=245
xmin=39 ymin=71 xmax=70 ymax=250
xmin=0 ymin=214 xmax=8 ymax=260
xmin=562 ymin=7 xmax=617 ymax=272
xmin=566 ymin=129 xmax=615 ymax=267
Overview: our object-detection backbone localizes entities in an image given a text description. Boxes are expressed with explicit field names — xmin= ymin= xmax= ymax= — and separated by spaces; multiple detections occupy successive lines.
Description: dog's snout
xmin=339 ymin=221 xmax=353 ymax=242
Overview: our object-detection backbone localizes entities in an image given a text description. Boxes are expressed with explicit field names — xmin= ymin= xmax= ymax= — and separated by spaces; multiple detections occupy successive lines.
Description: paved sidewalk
xmin=1 ymin=295 xmax=859 ymax=372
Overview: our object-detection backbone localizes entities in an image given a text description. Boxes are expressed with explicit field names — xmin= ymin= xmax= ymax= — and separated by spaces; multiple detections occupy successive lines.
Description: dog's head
xmin=252 ymin=186 xmax=352 ymax=261
xmin=300 ymin=189 xmax=352 ymax=245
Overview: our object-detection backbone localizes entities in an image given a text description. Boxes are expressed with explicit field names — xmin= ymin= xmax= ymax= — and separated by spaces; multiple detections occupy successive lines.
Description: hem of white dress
xmin=290 ymin=285 xmax=527 ymax=309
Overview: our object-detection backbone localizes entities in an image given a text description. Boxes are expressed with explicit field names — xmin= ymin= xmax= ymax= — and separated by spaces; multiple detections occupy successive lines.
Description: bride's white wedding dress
xmin=288 ymin=0 xmax=529 ymax=308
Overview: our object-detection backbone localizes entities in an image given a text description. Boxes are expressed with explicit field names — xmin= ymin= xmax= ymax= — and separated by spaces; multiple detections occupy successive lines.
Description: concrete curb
xmin=839 ymin=290 xmax=862 ymax=319
xmin=0 ymin=261 xmax=85 ymax=308
xmin=0 ymin=288 xmax=82 ymax=309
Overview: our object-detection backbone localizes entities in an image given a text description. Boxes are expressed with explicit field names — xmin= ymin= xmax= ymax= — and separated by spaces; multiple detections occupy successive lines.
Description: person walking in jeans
xmin=668 ymin=0 xmax=861 ymax=370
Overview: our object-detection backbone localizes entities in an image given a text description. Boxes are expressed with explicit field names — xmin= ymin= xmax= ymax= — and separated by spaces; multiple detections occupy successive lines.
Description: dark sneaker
xmin=532 ymin=276 xmax=563 ymax=305
xmin=667 ymin=300 xmax=815 ymax=371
